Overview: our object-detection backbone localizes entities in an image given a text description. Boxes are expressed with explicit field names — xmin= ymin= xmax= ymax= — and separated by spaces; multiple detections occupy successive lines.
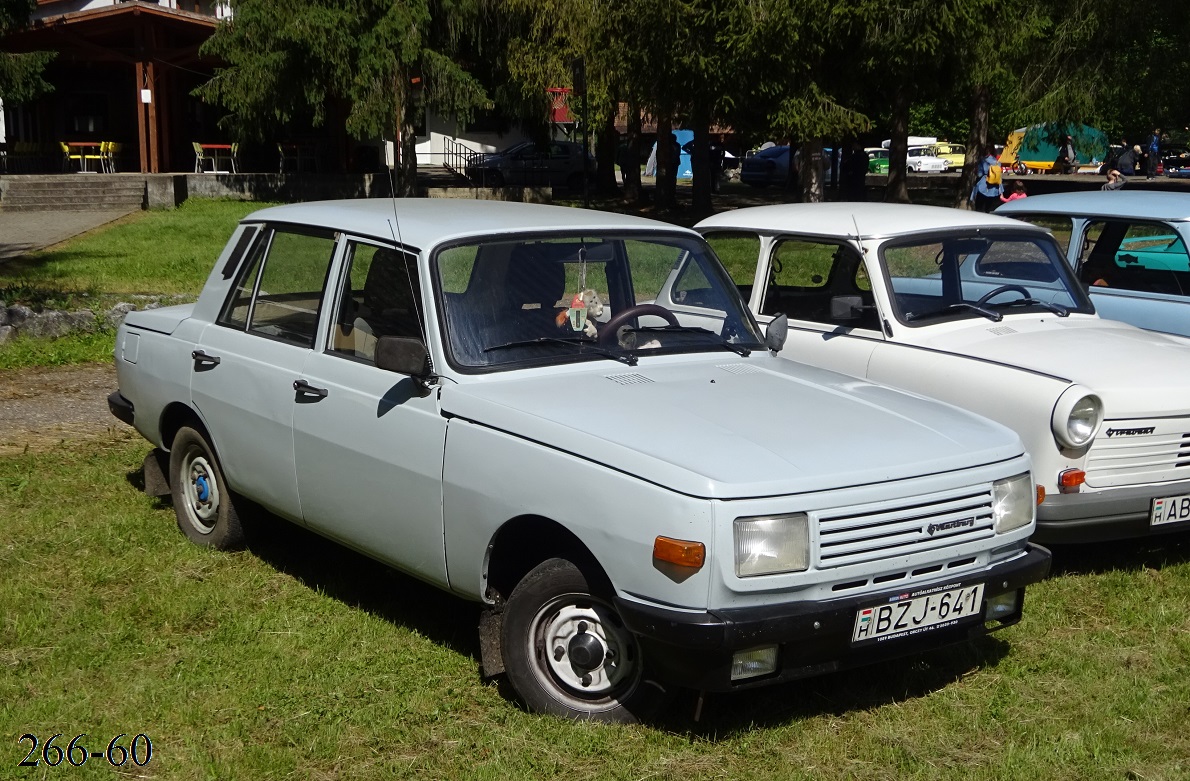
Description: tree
xmin=200 ymin=0 xmax=490 ymax=193
xmin=0 ymin=0 xmax=54 ymax=106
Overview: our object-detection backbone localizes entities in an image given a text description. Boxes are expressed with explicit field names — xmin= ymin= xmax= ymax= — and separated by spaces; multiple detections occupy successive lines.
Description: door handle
xmin=191 ymin=349 xmax=220 ymax=369
xmin=293 ymin=379 xmax=329 ymax=399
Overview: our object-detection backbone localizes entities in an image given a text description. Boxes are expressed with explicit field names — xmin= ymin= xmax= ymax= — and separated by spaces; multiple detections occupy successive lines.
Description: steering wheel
xmin=976 ymin=284 xmax=1030 ymax=306
xmin=597 ymin=303 xmax=680 ymax=346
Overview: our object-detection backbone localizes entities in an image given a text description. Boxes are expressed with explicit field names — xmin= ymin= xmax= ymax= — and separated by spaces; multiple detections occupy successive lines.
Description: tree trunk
xmin=393 ymin=67 xmax=417 ymax=197
xmin=689 ymin=111 xmax=712 ymax=213
xmin=885 ymin=86 xmax=910 ymax=203
xmin=622 ymin=100 xmax=644 ymax=205
xmin=595 ymin=102 xmax=618 ymax=196
xmin=800 ymin=139 xmax=825 ymax=203
xmin=955 ymin=83 xmax=990 ymax=209
xmin=655 ymin=112 xmax=676 ymax=211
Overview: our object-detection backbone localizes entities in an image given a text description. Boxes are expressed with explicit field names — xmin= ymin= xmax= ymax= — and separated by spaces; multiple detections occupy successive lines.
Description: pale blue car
xmin=997 ymin=191 xmax=1190 ymax=337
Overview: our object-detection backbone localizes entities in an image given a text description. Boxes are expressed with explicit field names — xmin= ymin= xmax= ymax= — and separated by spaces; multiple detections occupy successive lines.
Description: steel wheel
xmin=501 ymin=558 xmax=669 ymax=722
xmin=169 ymin=426 xmax=244 ymax=549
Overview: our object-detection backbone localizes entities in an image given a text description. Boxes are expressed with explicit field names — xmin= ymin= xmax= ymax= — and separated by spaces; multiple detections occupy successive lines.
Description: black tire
xmin=500 ymin=557 xmax=671 ymax=722
xmin=169 ymin=426 xmax=245 ymax=550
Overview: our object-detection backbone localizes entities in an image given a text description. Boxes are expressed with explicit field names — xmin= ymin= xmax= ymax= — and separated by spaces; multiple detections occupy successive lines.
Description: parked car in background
xmin=464 ymin=140 xmax=593 ymax=189
xmin=109 ymin=199 xmax=1049 ymax=722
xmin=907 ymin=146 xmax=949 ymax=172
xmin=741 ymin=145 xmax=792 ymax=187
xmin=693 ymin=203 xmax=1190 ymax=544
xmin=929 ymin=142 xmax=966 ymax=169
xmin=866 ymin=147 xmax=889 ymax=174
xmin=1160 ymin=144 xmax=1190 ymax=175
xmin=997 ymin=191 xmax=1190 ymax=337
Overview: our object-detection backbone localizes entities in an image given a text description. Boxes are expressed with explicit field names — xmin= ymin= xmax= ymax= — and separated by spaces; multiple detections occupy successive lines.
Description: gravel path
xmin=0 ymin=363 xmax=134 ymax=455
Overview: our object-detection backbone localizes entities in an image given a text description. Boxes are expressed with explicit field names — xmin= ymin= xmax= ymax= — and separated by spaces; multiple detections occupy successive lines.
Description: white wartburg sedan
xmin=693 ymin=203 xmax=1190 ymax=545
xmin=109 ymin=199 xmax=1048 ymax=722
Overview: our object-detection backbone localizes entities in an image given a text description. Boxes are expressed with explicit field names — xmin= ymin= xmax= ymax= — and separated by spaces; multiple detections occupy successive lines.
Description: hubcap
xmin=182 ymin=450 xmax=220 ymax=533
xmin=530 ymin=596 xmax=641 ymax=705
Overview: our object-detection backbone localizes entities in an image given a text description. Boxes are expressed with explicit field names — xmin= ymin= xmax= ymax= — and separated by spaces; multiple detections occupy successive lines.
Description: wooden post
xmin=135 ymin=59 xmax=149 ymax=173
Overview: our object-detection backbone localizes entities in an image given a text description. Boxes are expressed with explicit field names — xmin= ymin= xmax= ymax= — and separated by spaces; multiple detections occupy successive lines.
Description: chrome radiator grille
xmin=817 ymin=487 xmax=995 ymax=569
xmin=1086 ymin=421 xmax=1190 ymax=488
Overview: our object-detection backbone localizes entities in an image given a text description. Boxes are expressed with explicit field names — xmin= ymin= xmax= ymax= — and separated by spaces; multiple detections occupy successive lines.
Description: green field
xmin=1 ymin=434 xmax=1188 ymax=780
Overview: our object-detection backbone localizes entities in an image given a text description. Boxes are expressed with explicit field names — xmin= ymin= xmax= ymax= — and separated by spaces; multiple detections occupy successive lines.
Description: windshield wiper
xmin=483 ymin=336 xmax=638 ymax=366
xmin=627 ymin=325 xmax=753 ymax=357
xmin=906 ymin=302 xmax=1002 ymax=323
xmin=989 ymin=298 xmax=1070 ymax=317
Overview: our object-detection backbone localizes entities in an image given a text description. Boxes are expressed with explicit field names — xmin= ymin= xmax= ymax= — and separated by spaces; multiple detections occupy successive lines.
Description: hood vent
xmin=987 ymin=325 xmax=1018 ymax=336
xmin=718 ymin=364 xmax=764 ymax=375
xmin=605 ymin=373 xmax=653 ymax=385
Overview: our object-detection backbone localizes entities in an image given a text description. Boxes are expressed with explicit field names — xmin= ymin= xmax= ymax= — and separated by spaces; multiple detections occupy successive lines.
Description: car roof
xmin=996 ymin=190 xmax=1190 ymax=222
xmin=243 ymin=199 xmax=698 ymax=248
xmin=697 ymin=202 xmax=1047 ymax=239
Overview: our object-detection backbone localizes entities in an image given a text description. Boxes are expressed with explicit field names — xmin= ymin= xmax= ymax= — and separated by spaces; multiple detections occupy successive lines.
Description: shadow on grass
xmin=134 ymin=465 xmax=1014 ymax=731
xmin=240 ymin=509 xmax=485 ymax=662
xmin=1047 ymin=529 xmax=1190 ymax=576
xmin=654 ymin=637 xmax=1010 ymax=736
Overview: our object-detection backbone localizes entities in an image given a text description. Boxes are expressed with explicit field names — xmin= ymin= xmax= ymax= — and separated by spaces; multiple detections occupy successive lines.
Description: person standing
xmin=970 ymin=145 xmax=1003 ymax=212
xmin=1146 ymin=128 xmax=1161 ymax=179
xmin=1116 ymin=144 xmax=1140 ymax=175
xmin=838 ymin=140 xmax=869 ymax=201
xmin=1051 ymin=135 xmax=1077 ymax=174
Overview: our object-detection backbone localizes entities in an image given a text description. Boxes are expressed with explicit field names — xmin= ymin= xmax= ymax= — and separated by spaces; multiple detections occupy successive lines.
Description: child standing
xmin=999 ymin=180 xmax=1027 ymax=202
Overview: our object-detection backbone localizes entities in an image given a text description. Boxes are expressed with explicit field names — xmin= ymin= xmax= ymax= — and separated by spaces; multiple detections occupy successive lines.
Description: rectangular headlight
xmin=734 ymin=513 xmax=809 ymax=577
xmin=992 ymin=472 xmax=1034 ymax=533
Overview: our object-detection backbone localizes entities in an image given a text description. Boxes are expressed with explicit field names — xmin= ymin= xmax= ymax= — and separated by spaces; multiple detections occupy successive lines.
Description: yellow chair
xmin=61 ymin=141 xmax=83 ymax=172
xmin=193 ymin=141 xmax=214 ymax=173
xmin=104 ymin=141 xmax=122 ymax=173
xmin=83 ymin=143 xmax=105 ymax=172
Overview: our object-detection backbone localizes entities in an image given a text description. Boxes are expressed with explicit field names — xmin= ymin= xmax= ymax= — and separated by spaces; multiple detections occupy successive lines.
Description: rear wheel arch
xmin=158 ymin=402 xmax=206 ymax=453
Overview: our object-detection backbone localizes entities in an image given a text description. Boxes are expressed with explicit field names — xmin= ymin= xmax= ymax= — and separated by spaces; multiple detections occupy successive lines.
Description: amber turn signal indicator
xmin=1036 ymin=485 xmax=1046 ymax=505
xmin=653 ymin=536 xmax=706 ymax=568
xmin=1058 ymin=469 xmax=1086 ymax=494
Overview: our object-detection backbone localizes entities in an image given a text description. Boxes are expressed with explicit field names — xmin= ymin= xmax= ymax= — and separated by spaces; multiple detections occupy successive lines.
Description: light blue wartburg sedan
xmin=108 ymin=199 xmax=1048 ymax=722
xmin=997 ymin=191 xmax=1190 ymax=337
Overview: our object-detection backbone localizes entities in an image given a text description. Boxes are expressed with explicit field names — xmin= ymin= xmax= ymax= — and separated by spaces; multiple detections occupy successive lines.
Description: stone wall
xmin=0 ymin=300 xmax=165 ymax=344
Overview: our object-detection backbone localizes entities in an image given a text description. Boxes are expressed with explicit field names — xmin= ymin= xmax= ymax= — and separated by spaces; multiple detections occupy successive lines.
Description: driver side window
xmin=764 ymin=239 xmax=875 ymax=329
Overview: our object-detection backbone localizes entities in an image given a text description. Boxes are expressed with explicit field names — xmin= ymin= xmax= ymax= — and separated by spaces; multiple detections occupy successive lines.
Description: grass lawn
xmin=0 ymin=200 xmax=269 ymax=370
xmin=2 ymin=434 xmax=1189 ymax=780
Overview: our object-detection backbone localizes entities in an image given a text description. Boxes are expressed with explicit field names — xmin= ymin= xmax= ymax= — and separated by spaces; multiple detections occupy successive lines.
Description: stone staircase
xmin=0 ymin=175 xmax=146 ymax=212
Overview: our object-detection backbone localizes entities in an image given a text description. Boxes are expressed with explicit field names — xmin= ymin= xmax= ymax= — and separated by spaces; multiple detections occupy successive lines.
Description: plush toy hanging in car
xmin=556 ymin=288 xmax=604 ymax=338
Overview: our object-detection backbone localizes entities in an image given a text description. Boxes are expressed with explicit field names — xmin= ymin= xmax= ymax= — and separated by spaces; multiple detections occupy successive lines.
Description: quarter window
xmin=1079 ymin=220 xmax=1189 ymax=295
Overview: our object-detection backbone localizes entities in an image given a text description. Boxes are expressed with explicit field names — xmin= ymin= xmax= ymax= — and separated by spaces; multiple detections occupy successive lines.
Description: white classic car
xmin=907 ymin=147 xmax=949 ymax=173
xmin=690 ymin=203 xmax=1190 ymax=544
xmin=996 ymin=191 xmax=1190 ymax=337
xmin=109 ymin=199 xmax=1048 ymax=722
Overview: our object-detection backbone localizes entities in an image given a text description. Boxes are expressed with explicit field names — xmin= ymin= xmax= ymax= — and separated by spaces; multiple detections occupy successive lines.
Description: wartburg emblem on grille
xmin=1105 ymin=427 xmax=1156 ymax=437
xmin=926 ymin=518 xmax=975 ymax=535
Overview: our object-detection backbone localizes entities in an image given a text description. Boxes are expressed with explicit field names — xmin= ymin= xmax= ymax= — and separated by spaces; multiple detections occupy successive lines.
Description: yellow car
xmin=929 ymin=142 xmax=966 ymax=169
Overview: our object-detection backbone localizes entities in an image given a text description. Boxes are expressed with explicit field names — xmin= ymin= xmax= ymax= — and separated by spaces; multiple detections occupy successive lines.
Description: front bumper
xmin=1036 ymin=479 xmax=1190 ymax=543
xmin=615 ymin=544 xmax=1051 ymax=692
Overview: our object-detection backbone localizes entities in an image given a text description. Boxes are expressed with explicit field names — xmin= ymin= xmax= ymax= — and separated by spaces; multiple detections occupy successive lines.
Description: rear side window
xmin=1079 ymin=220 xmax=1190 ymax=295
xmin=218 ymin=226 xmax=338 ymax=348
xmin=1009 ymin=215 xmax=1074 ymax=254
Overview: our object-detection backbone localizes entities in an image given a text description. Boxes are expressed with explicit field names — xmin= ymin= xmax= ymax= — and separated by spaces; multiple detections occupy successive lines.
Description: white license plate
xmin=1151 ymin=493 xmax=1190 ymax=526
xmin=852 ymin=583 xmax=984 ymax=645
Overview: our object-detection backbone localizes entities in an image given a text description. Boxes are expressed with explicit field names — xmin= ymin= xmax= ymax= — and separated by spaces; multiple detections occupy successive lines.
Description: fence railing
xmin=443 ymin=137 xmax=486 ymax=180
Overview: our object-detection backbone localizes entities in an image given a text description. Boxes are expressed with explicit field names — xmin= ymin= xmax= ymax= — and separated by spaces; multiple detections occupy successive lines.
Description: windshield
xmin=881 ymin=232 xmax=1094 ymax=325
xmin=436 ymin=233 xmax=764 ymax=371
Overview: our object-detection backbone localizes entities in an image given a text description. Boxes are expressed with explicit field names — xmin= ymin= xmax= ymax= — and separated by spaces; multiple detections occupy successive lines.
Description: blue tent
xmin=646 ymin=129 xmax=694 ymax=179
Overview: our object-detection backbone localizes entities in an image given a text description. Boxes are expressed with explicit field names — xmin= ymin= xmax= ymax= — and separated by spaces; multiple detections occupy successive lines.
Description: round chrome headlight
xmin=1051 ymin=386 xmax=1103 ymax=449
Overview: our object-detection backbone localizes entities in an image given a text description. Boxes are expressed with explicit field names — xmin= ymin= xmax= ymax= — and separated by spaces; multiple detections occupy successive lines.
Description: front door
xmin=291 ymin=240 xmax=450 ymax=588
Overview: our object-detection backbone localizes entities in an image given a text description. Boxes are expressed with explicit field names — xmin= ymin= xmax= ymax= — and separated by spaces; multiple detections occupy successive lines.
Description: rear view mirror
xmin=376 ymin=336 xmax=431 ymax=380
xmin=765 ymin=313 xmax=788 ymax=352
xmin=830 ymin=295 xmax=864 ymax=320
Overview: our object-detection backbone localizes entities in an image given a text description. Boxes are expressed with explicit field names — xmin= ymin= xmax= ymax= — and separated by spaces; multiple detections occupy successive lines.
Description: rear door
xmin=191 ymin=225 xmax=338 ymax=521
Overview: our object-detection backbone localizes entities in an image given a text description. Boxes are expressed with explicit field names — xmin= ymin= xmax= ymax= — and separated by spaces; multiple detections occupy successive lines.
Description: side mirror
xmin=765 ymin=313 xmax=788 ymax=352
xmin=830 ymin=294 xmax=864 ymax=320
xmin=376 ymin=336 xmax=431 ymax=380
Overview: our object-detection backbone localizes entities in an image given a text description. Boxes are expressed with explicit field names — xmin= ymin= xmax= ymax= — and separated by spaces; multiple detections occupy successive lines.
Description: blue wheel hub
xmin=195 ymin=474 xmax=210 ymax=502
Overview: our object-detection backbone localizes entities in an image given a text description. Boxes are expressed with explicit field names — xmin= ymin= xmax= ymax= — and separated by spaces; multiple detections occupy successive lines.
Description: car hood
xmin=915 ymin=315 xmax=1190 ymax=417
xmin=439 ymin=355 xmax=1024 ymax=499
